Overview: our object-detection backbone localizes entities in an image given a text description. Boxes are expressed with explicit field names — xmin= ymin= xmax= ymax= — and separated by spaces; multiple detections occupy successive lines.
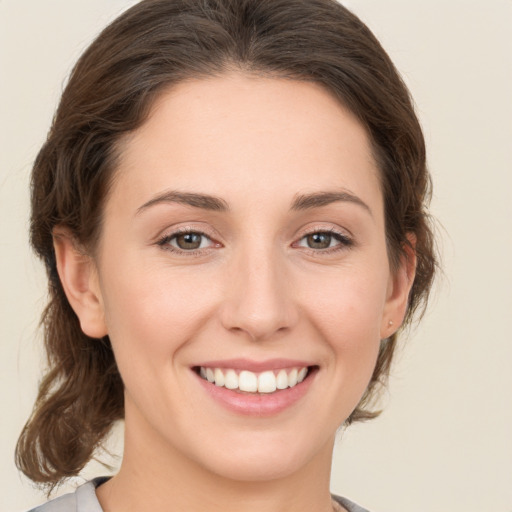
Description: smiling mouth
xmin=193 ymin=366 xmax=317 ymax=394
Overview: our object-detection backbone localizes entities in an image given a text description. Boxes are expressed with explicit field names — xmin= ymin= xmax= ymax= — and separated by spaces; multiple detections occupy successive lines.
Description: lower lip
xmin=195 ymin=369 xmax=316 ymax=416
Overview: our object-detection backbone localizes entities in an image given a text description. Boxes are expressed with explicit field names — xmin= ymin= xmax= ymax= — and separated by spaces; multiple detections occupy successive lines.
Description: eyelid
xmin=296 ymin=223 xmax=353 ymax=240
xmin=292 ymin=225 xmax=354 ymax=253
xmin=154 ymin=223 xmax=354 ymax=256
xmin=156 ymin=225 xmax=222 ymax=255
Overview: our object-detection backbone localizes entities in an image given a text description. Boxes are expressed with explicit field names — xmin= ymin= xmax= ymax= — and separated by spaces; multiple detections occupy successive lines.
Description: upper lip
xmin=193 ymin=358 xmax=315 ymax=372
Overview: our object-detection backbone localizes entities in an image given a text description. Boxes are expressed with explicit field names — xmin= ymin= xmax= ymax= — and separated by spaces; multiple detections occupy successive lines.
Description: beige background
xmin=1 ymin=1 xmax=511 ymax=511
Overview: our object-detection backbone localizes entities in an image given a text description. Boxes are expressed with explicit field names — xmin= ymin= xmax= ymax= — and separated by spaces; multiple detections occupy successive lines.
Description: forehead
xmin=110 ymin=73 xmax=382 ymax=216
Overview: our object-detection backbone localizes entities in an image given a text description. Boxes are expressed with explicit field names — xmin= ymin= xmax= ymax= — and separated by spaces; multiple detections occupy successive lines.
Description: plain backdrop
xmin=1 ymin=1 xmax=511 ymax=511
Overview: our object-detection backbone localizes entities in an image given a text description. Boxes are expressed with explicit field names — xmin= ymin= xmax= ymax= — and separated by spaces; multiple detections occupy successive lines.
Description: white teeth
xmin=258 ymin=371 xmax=277 ymax=393
xmin=276 ymin=369 xmax=288 ymax=390
xmin=239 ymin=370 xmax=258 ymax=392
xmin=288 ymin=368 xmax=298 ymax=387
xmin=214 ymin=368 xmax=225 ymax=387
xmin=198 ymin=366 xmax=310 ymax=393
xmin=224 ymin=369 xmax=238 ymax=390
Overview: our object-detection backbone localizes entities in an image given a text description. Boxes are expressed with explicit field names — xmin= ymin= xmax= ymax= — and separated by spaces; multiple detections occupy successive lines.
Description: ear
xmin=380 ymin=234 xmax=417 ymax=339
xmin=53 ymin=227 xmax=108 ymax=339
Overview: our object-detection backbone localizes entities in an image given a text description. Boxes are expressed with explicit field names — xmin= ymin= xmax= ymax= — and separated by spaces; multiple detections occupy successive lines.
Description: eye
xmin=158 ymin=230 xmax=216 ymax=252
xmin=172 ymin=232 xmax=208 ymax=250
xmin=296 ymin=230 xmax=352 ymax=251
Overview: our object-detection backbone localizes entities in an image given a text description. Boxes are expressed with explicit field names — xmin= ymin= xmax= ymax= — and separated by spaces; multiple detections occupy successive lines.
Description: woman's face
xmin=83 ymin=73 xmax=411 ymax=481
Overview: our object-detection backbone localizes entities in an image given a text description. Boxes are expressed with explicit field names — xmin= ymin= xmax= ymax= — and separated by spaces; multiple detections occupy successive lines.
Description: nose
xmin=219 ymin=244 xmax=299 ymax=342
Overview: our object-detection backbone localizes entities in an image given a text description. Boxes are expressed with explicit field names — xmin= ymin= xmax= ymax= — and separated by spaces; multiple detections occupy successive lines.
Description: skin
xmin=55 ymin=73 xmax=415 ymax=512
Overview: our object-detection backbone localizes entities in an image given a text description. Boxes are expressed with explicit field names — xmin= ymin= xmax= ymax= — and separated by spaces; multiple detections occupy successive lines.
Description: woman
xmin=16 ymin=0 xmax=436 ymax=511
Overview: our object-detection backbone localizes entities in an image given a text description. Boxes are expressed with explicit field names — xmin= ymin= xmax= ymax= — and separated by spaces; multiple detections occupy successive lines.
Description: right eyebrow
xmin=136 ymin=190 xmax=230 ymax=215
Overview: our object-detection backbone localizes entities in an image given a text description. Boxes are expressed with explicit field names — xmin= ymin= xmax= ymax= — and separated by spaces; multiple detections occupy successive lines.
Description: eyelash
xmin=294 ymin=228 xmax=354 ymax=255
xmin=156 ymin=227 xmax=218 ymax=257
xmin=156 ymin=227 xmax=354 ymax=256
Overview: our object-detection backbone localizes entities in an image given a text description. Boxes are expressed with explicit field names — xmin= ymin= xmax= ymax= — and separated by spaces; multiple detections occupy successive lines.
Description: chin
xmin=190 ymin=428 xmax=332 ymax=483
xmin=204 ymin=451 xmax=309 ymax=483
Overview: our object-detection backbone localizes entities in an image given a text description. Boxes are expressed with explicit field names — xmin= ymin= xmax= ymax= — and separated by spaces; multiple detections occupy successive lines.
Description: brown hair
xmin=16 ymin=0 xmax=437 ymax=490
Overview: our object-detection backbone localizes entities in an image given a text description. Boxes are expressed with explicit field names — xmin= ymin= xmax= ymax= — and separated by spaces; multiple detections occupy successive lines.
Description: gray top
xmin=29 ymin=477 xmax=371 ymax=512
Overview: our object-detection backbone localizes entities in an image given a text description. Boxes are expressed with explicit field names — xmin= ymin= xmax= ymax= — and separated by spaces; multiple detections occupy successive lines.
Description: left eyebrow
xmin=136 ymin=190 xmax=230 ymax=215
xmin=290 ymin=190 xmax=373 ymax=216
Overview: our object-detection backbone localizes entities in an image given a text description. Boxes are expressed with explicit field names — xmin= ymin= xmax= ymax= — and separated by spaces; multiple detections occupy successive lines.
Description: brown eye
xmin=306 ymin=232 xmax=333 ymax=249
xmin=170 ymin=232 xmax=209 ymax=250
xmin=296 ymin=230 xmax=352 ymax=252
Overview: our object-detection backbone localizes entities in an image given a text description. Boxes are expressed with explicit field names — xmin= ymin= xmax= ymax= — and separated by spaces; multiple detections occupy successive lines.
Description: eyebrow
xmin=291 ymin=190 xmax=372 ymax=216
xmin=136 ymin=188 xmax=372 ymax=216
xmin=136 ymin=190 xmax=229 ymax=214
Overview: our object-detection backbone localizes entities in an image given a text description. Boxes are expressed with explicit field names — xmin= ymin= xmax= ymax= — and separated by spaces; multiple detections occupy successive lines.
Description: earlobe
xmin=53 ymin=227 xmax=108 ymax=339
xmin=381 ymin=234 xmax=417 ymax=338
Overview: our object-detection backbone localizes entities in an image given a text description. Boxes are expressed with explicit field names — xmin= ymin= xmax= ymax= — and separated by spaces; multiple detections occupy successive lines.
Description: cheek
xmin=99 ymin=262 xmax=221 ymax=363
xmin=298 ymin=264 xmax=389 ymax=340
xmin=97 ymin=264 xmax=224 ymax=426
xmin=297 ymin=265 xmax=387 ymax=396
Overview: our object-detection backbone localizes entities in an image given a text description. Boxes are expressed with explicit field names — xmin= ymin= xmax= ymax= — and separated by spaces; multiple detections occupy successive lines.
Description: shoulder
xmin=28 ymin=492 xmax=76 ymax=512
xmin=332 ymin=494 xmax=373 ymax=512
xmin=27 ymin=477 xmax=109 ymax=512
